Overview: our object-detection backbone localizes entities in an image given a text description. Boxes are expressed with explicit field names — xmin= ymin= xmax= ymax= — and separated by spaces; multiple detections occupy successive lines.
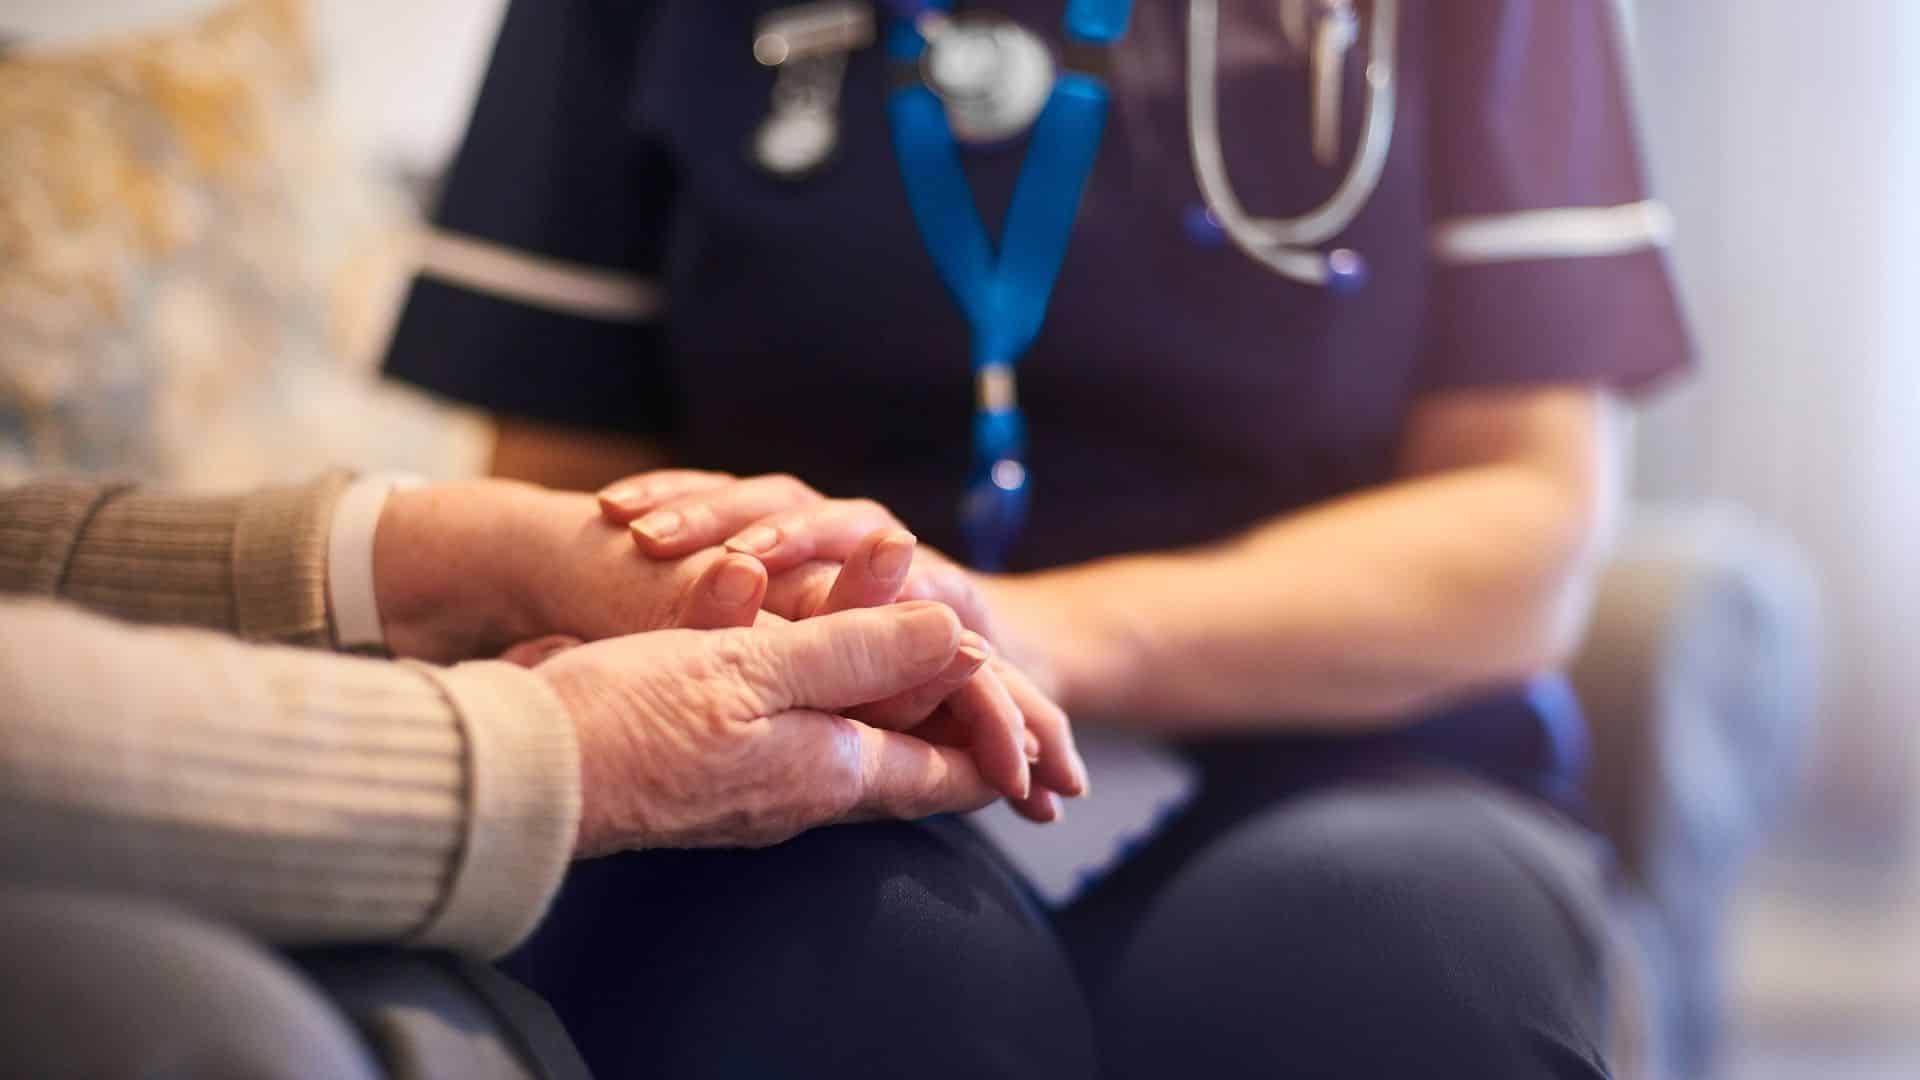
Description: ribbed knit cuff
xmin=0 ymin=482 xmax=134 ymax=596
xmin=406 ymin=660 xmax=581 ymax=958
xmin=233 ymin=471 xmax=353 ymax=647
xmin=63 ymin=490 xmax=250 ymax=631
xmin=29 ymin=472 xmax=352 ymax=648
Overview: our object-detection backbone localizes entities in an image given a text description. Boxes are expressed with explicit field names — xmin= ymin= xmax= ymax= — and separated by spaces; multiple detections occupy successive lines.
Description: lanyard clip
xmin=962 ymin=457 xmax=1030 ymax=572
xmin=961 ymin=405 xmax=1029 ymax=571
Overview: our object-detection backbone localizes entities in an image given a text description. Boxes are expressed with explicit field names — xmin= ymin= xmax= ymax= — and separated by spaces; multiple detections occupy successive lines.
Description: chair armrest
xmin=1572 ymin=505 xmax=1818 ymax=1076
xmin=1571 ymin=504 xmax=1818 ymax=894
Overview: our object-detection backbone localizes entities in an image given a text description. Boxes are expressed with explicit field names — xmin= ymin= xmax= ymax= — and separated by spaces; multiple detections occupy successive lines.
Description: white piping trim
xmin=1429 ymin=201 xmax=1674 ymax=265
xmin=417 ymin=228 xmax=666 ymax=323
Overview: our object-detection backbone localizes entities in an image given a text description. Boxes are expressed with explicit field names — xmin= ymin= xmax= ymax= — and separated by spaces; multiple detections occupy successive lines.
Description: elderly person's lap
xmin=0 ymin=889 xmax=586 ymax=1079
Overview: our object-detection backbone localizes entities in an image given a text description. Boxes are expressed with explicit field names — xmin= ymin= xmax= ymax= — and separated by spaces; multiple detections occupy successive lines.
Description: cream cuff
xmin=325 ymin=474 xmax=424 ymax=652
xmin=405 ymin=660 xmax=582 ymax=958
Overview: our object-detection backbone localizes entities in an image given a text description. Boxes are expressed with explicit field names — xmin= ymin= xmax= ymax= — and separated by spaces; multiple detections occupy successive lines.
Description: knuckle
xmin=703 ymin=630 xmax=781 ymax=714
xmin=949 ymin=567 xmax=981 ymax=599
xmin=809 ymin=715 xmax=867 ymax=819
xmin=943 ymin=570 xmax=983 ymax=608
xmin=740 ymin=715 xmax=863 ymax=843
xmin=680 ymin=501 xmax=718 ymax=535
xmin=766 ymin=473 xmax=816 ymax=502
xmin=776 ymin=563 xmax=837 ymax=617
xmin=824 ymin=619 xmax=889 ymax=688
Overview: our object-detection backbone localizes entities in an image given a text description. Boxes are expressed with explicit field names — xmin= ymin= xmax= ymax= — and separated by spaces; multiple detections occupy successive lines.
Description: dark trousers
xmin=0 ymin=890 xmax=586 ymax=1080
xmin=507 ymin=768 xmax=1615 ymax=1079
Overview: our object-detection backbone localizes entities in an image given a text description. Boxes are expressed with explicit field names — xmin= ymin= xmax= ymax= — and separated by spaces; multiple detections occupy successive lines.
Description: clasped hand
xmin=372 ymin=474 xmax=1084 ymax=857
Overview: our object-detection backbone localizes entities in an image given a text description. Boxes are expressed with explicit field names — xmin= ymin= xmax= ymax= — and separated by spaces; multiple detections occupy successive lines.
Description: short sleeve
xmin=381 ymin=0 xmax=679 ymax=434
xmin=1420 ymin=0 xmax=1693 ymax=396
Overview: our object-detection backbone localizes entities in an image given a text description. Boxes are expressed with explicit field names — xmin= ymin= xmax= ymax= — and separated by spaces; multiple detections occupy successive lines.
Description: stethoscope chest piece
xmin=921 ymin=13 xmax=1056 ymax=144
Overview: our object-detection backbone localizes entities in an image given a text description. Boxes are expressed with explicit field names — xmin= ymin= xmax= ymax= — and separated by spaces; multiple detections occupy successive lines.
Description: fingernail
xmin=632 ymin=510 xmax=682 ymax=543
xmin=1072 ymin=754 xmax=1091 ymax=797
xmin=1023 ymin=729 xmax=1042 ymax=761
xmin=597 ymin=482 xmax=644 ymax=512
xmin=1017 ymin=763 xmax=1032 ymax=802
xmin=956 ymin=630 xmax=991 ymax=658
xmin=727 ymin=524 xmax=780 ymax=556
xmin=712 ymin=557 xmax=761 ymax=606
xmin=869 ymin=530 xmax=916 ymax=581
xmin=955 ymin=643 xmax=990 ymax=672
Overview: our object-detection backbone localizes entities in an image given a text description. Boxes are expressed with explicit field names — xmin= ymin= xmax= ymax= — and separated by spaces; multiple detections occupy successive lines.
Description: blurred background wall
xmin=4 ymin=0 xmax=506 ymax=177
xmin=0 ymin=0 xmax=502 ymax=487
xmin=1629 ymin=1 xmax=1920 ymax=1065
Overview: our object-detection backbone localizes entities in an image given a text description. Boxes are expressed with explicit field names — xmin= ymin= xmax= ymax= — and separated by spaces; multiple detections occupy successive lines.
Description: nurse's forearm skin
xmin=999 ymin=384 xmax=1623 ymax=734
xmin=491 ymin=418 xmax=671 ymax=493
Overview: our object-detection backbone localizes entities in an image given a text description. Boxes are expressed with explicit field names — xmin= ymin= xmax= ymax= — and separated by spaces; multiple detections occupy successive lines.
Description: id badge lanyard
xmin=885 ymin=0 xmax=1134 ymax=570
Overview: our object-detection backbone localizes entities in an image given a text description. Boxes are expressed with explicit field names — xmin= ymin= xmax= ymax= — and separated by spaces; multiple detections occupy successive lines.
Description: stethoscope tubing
xmin=1186 ymin=0 xmax=1398 ymax=285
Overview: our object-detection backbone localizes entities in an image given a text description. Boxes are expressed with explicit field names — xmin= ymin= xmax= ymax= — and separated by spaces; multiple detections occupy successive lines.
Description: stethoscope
xmin=748 ymin=0 xmax=1399 ymax=567
xmin=1188 ymin=0 xmax=1398 ymax=292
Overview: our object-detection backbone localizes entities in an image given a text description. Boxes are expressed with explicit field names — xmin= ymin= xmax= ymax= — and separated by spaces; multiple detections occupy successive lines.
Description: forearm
xmin=373 ymin=478 xmax=560 ymax=662
xmin=1021 ymin=462 xmax=1608 ymax=733
xmin=0 ymin=601 xmax=578 ymax=956
xmin=490 ymin=417 xmax=670 ymax=491
xmin=0 ymin=474 xmax=348 ymax=647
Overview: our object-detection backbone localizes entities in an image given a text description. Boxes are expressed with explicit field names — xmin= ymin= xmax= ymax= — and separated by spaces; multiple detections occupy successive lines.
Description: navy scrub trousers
xmin=503 ymin=762 xmax=1612 ymax=1079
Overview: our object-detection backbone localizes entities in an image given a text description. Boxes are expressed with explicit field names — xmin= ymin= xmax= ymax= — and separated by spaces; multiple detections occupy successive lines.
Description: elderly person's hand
xmin=597 ymin=472 xmax=1087 ymax=821
xmin=538 ymin=602 xmax=1003 ymax=854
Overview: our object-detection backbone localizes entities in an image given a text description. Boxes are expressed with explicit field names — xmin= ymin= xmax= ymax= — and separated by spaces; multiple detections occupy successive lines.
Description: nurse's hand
xmin=598 ymin=472 xmax=996 ymax=632
xmin=597 ymin=472 xmax=1087 ymax=817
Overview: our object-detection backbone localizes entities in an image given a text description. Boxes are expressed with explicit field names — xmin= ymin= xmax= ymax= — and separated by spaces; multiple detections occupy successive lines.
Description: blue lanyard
xmin=885 ymin=0 xmax=1133 ymax=570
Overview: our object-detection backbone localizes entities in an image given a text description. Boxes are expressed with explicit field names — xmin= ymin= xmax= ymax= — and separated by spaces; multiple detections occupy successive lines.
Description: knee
xmin=675 ymin=820 xmax=1072 ymax=999
xmin=0 ymin=891 xmax=376 ymax=1080
xmin=540 ymin=821 xmax=1093 ymax=1079
xmin=1100 ymin=787 xmax=1609 ymax=1079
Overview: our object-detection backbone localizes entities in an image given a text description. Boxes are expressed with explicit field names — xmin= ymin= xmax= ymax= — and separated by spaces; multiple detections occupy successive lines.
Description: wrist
xmin=326 ymin=474 xmax=414 ymax=652
xmin=536 ymin=662 xmax=615 ymax=858
xmin=375 ymin=482 xmax=545 ymax=662
xmin=981 ymin=569 xmax=1143 ymax=718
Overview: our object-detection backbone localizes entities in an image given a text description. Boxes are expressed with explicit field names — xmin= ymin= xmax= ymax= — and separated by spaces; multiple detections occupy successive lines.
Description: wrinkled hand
xmin=536 ymin=602 xmax=1004 ymax=855
xmin=373 ymin=476 xmax=1044 ymax=806
xmin=597 ymin=471 xmax=1086 ymax=820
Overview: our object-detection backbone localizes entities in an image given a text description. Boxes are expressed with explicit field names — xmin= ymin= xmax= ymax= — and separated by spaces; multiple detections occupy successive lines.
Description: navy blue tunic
xmin=385 ymin=0 xmax=1693 ymax=803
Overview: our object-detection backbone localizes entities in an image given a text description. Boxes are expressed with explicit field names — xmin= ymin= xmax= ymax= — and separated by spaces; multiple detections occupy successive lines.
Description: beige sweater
xmin=0 ymin=476 xmax=580 ymax=957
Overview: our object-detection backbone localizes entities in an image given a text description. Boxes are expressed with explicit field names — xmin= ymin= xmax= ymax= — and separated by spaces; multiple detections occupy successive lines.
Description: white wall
xmin=1631 ymin=0 xmax=1920 ymax=866
xmin=1 ymin=0 xmax=509 ymax=173
xmin=1631 ymin=0 xmax=1920 ymax=1037
xmin=313 ymin=0 xmax=508 ymax=173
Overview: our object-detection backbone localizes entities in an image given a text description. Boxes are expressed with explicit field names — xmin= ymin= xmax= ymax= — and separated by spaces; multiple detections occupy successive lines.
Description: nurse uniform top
xmin=385 ymin=0 xmax=1693 ymax=886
